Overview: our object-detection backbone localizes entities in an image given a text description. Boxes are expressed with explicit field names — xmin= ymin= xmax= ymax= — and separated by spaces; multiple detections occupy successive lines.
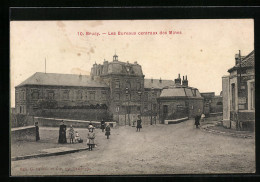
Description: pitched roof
xmin=144 ymin=79 xmax=174 ymax=89
xmin=159 ymin=86 xmax=202 ymax=98
xmin=16 ymin=72 xmax=109 ymax=88
xmin=228 ymin=50 xmax=254 ymax=72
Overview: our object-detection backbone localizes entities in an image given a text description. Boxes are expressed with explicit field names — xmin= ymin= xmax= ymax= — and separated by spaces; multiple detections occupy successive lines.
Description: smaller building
xmin=222 ymin=50 xmax=255 ymax=131
xmin=157 ymin=75 xmax=204 ymax=123
xmin=201 ymin=92 xmax=223 ymax=116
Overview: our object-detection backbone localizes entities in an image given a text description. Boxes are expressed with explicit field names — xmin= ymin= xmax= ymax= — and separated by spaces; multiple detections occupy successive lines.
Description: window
xmin=32 ymin=92 xmax=39 ymax=100
xmin=48 ymin=92 xmax=54 ymax=100
xmin=76 ymin=90 xmax=82 ymax=100
xmin=144 ymin=92 xmax=148 ymax=101
xmin=62 ymin=90 xmax=69 ymax=100
xmin=126 ymin=94 xmax=131 ymax=101
xmin=102 ymin=92 xmax=107 ymax=100
xmin=20 ymin=91 xmax=25 ymax=100
xmin=126 ymin=81 xmax=131 ymax=89
xmin=136 ymin=82 xmax=141 ymax=90
xmin=217 ymin=102 xmax=223 ymax=105
xmin=153 ymin=104 xmax=157 ymax=111
xmin=144 ymin=104 xmax=148 ymax=111
xmin=115 ymin=81 xmax=120 ymax=88
xmin=90 ymin=92 xmax=95 ymax=100
xmin=137 ymin=106 xmax=141 ymax=111
xmin=115 ymin=93 xmax=120 ymax=101
xmin=163 ymin=105 xmax=168 ymax=114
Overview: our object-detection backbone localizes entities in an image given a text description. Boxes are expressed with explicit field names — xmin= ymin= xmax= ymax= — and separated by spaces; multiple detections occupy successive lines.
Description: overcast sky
xmin=10 ymin=19 xmax=254 ymax=107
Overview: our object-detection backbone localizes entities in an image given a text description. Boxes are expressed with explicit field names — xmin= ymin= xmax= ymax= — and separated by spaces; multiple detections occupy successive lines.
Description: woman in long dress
xmin=58 ymin=121 xmax=67 ymax=144
xmin=136 ymin=115 xmax=142 ymax=132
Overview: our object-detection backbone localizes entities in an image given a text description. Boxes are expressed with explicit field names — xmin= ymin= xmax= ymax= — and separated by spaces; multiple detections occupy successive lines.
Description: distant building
xmin=157 ymin=75 xmax=204 ymax=122
xmin=222 ymin=50 xmax=255 ymax=130
xmin=15 ymin=54 xmax=204 ymax=125
xmin=201 ymin=92 xmax=223 ymax=116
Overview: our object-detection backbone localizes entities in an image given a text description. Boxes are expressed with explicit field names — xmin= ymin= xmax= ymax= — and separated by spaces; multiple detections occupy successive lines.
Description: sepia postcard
xmin=10 ymin=19 xmax=255 ymax=175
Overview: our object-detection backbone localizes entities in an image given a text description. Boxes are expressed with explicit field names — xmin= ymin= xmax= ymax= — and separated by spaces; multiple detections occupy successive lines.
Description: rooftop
xmin=159 ymin=85 xmax=202 ymax=99
xmin=16 ymin=72 xmax=109 ymax=88
xmin=144 ymin=79 xmax=175 ymax=89
xmin=228 ymin=50 xmax=255 ymax=73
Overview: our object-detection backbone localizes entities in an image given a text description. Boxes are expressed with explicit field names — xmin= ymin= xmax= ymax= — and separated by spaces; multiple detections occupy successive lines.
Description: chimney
xmin=174 ymin=74 xmax=181 ymax=85
xmin=159 ymin=78 xmax=162 ymax=83
xmin=235 ymin=53 xmax=240 ymax=65
xmin=182 ymin=75 xmax=188 ymax=87
xmin=134 ymin=61 xmax=137 ymax=65
xmin=151 ymin=78 xmax=153 ymax=83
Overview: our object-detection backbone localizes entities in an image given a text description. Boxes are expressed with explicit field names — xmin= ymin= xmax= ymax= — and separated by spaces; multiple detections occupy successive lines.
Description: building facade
xmin=222 ymin=50 xmax=255 ymax=131
xmin=201 ymin=92 xmax=223 ymax=116
xmin=157 ymin=75 xmax=204 ymax=122
xmin=15 ymin=54 xmax=204 ymax=125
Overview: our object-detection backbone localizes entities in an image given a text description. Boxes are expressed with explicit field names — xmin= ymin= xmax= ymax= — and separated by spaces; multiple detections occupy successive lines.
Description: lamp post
xmin=150 ymin=87 xmax=155 ymax=125
xmin=125 ymin=87 xmax=130 ymax=126
xmin=137 ymin=91 xmax=142 ymax=115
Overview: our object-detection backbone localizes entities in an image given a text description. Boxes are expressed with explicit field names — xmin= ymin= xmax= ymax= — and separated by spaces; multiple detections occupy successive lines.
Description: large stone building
xmin=222 ymin=50 xmax=255 ymax=131
xmin=15 ymin=54 xmax=203 ymax=125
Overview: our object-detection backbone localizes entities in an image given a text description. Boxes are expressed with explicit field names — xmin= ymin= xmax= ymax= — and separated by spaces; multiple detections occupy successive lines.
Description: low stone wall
xmin=165 ymin=117 xmax=189 ymax=125
xmin=32 ymin=108 xmax=111 ymax=121
xmin=11 ymin=126 xmax=36 ymax=142
xmin=34 ymin=117 xmax=116 ymax=128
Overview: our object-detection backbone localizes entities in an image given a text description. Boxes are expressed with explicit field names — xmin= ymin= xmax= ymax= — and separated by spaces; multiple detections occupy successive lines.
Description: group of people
xmin=58 ymin=119 xmax=112 ymax=151
xmin=58 ymin=121 xmax=82 ymax=144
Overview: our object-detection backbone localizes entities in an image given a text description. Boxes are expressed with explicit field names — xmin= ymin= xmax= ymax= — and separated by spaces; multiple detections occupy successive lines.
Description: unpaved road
xmin=11 ymin=120 xmax=255 ymax=175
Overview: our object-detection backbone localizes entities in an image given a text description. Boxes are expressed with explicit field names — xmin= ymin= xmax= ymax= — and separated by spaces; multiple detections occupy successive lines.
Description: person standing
xmin=105 ymin=123 xmax=111 ymax=139
xmin=35 ymin=122 xmax=40 ymax=141
xmin=100 ymin=119 xmax=105 ymax=132
xmin=87 ymin=126 xmax=95 ymax=151
xmin=136 ymin=115 xmax=142 ymax=132
xmin=194 ymin=115 xmax=201 ymax=129
xmin=68 ymin=125 xmax=75 ymax=144
xmin=58 ymin=120 xmax=67 ymax=144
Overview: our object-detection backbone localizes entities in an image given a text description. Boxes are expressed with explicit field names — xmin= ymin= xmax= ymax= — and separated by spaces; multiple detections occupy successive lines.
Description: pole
xmin=45 ymin=58 xmax=46 ymax=74
xmin=128 ymin=99 xmax=130 ymax=126
xmin=239 ymin=50 xmax=242 ymax=85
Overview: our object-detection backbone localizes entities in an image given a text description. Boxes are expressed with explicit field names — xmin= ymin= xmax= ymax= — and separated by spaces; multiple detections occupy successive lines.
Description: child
xmin=68 ymin=125 xmax=75 ymax=143
xmin=87 ymin=126 xmax=95 ymax=151
xmin=74 ymin=131 xmax=81 ymax=143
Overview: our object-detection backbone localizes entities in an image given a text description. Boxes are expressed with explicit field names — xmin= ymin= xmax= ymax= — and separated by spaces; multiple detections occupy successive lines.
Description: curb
xmin=202 ymin=126 xmax=253 ymax=139
xmin=11 ymin=147 xmax=89 ymax=161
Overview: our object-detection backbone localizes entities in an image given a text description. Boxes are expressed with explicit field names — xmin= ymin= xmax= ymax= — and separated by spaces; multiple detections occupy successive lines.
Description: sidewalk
xmin=11 ymin=127 xmax=99 ymax=161
xmin=201 ymin=121 xmax=254 ymax=138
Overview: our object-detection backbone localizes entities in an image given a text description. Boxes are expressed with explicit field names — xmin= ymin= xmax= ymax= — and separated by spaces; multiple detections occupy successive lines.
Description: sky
xmin=10 ymin=19 xmax=254 ymax=107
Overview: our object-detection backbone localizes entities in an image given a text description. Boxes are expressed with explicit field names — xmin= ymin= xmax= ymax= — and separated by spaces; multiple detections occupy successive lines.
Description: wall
xmin=11 ymin=126 xmax=36 ymax=142
xmin=10 ymin=113 xmax=35 ymax=128
xmin=34 ymin=117 xmax=117 ymax=128
xmin=222 ymin=76 xmax=230 ymax=123
xmin=32 ymin=108 xmax=111 ymax=121
xmin=117 ymin=114 xmax=158 ymax=126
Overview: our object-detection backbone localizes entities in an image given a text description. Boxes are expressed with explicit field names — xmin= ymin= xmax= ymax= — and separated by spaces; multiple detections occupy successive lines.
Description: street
xmin=11 ymin=119 xmax=255 ymax=175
